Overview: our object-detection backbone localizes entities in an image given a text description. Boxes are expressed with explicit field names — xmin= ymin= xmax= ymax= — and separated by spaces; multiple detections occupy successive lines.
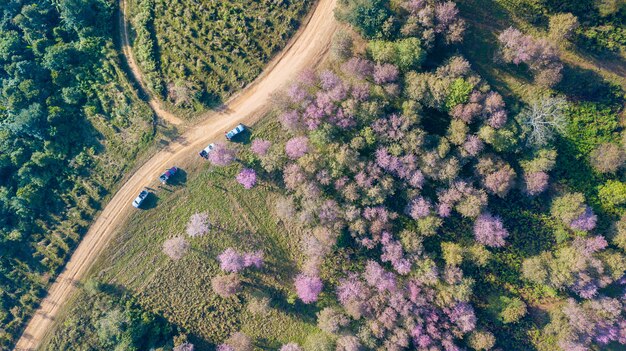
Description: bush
xmin=368 ymin=37 xmax=425 ymax=71
xmin=335 ymin=0 xmax=392 ymax=39
xmin=445 ymin=78 xmax=474 ymax=111
xmin=598 ymin=180 xmax=626 ymax=208
xmin=495 ymin=296 xmax=527 ymax=324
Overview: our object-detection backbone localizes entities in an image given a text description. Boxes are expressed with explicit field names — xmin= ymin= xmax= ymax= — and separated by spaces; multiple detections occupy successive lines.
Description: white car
xmin=132 ymin=190 xmax=149 ymax=208
xmin=225 ymin=124 xmax=245 ymax=141
xmin=199 ymin=143 xmax=215 ymax=159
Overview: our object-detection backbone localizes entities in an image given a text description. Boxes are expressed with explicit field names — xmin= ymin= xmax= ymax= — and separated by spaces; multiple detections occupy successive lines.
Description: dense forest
xmin=0 ymin=0 xmax=155 ymax=347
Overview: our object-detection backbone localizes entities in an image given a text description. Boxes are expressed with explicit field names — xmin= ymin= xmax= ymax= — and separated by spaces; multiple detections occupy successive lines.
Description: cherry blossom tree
xmin=285 ymin=136 xmax=310 ymax=159
xmin=250 ymin=139 xmax=271 ymax=156
xmin=551 ymin=193 xmax=597 ymax=231
xmin=163 ymin=237 xmax=190 ymax=260
xmin=236 ymin=168 xmax=257 ymax=189
xmin=473 ymin=213 xmax=509 ymax=247
xmin=208 ymin=142 xmax=236 ymax=166
xmin=212 ymin=274 xmax=242 ymax=298
xmin=317 ymin=307 xmax=349 ymax=334
xmin=218 ymin=248 xmax=264 ymax=272
xmin=243 ymin=251 xmax=264 ymax=269
xmin=174 ymin=342 xmax=195 ymax=351
xmin=186 ymin=212 xmax=210 ymax=237
xmin=294 ymin=274 xmax=323 ymax=303
xmin=498 ymin=27 xmax=563 ymax=87
xmin=280 ymin=343 xmax=302 ymax=351
xmin=218 ymin=248 xmax=245 ymax=273
xmin=589 ymin=142 xmax=625 ymax=174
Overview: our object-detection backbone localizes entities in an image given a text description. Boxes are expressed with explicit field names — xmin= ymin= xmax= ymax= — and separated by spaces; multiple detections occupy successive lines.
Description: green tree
xmin=336 ymin=0 xmax=392 ymax=39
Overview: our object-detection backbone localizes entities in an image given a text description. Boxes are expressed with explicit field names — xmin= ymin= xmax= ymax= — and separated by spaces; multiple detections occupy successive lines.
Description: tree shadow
xmin=257 ymin=284 xmax=319 ymax=324
xmin=554 ymin=63 xmax=622 ymax=105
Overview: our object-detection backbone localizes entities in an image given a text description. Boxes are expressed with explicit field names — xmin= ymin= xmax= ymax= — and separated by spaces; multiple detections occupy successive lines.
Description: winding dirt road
xmin=14 ymin=0 xmax=338 ymax=349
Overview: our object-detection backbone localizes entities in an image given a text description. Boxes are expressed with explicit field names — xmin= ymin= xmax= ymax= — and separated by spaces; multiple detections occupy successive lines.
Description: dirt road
xmin=13 ymin=0 xmax=338 ymax=349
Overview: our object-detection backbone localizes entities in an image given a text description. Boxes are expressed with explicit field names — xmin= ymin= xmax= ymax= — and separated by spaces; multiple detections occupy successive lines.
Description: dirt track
xmin=13 ymin=0 xmax=338 ymax=349
xmin=118 ymin=0 xmax=183 ymax=125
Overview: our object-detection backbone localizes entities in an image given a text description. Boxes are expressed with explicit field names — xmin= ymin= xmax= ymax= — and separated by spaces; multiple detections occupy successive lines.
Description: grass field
xmin=41 ymin=118 xmax=323 ymax=350
xmin=128 ymin=0 xmax=313 ymax=117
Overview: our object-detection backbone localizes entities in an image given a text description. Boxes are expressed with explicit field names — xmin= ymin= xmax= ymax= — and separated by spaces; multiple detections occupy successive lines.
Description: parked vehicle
xmin=132 ymin=190 xmax=150 ymax=208
xmin=199 ymin=143 xmax=215 ymax=159
xmin=159 ymin=166 xmax=178 ymax=184
xmin=225 ymin=124 xmax=245 ymax=141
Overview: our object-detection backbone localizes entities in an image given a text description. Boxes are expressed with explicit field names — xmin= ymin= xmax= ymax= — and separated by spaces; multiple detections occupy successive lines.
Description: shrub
xmin=330 ymin=30 xmax=354 ymax=62
xmin=368 ymin=38 xmax=425 ymax=71
xmin=247 ymin=296 xmax=271 ymax=315
xmin=548 ymin=13 xmax=579 ymax=43
xmin=598 ymin=180 xmax=626 ymax=207
xmin=495 ymin=296 xmax=527 ymax=324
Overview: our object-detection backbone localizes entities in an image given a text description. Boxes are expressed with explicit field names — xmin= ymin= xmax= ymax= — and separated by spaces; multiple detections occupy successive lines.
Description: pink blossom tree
xmin=186 ymin=212 xmax=210 ymax=237
xmin=463 ymin=135 xmax=484 ymax=156
xmin=285 ymin=136 xmax=309 ymax=159
xmin=473 ymin=213 xmax=509 ymax=247
xmin=250 ymin=139 xmax=271 ymax=156
xmin=208 ymin=143 xmax=236 ymax=166
xmin=243 ymin=251 xmax=264 ymax=269
xmin=294 ymin=274 xmax=323 ymax=303
xmin=280 ymin=343 xmax=302 ymax=351
xmin=163 ymin=237 xmax=190 ymax=260
xmin=211 ymin=273 xmax=242 ymax=298
xmin=497 ymin=27 xmax=563 ymax=87
xmin=174 ymin=343 xmax=195 ymax=351
xmin=523 ymin=171 xmax=549 ymax=195
xmin=218 ymin=248 xmax=245 ymax=273
xmin=236 ymin=168 xmax=257 ymax=189
xmin=218 ymin=248 xmax=264 ymax=272
xmin=373 ymin=63 xmax=399 ymax=84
